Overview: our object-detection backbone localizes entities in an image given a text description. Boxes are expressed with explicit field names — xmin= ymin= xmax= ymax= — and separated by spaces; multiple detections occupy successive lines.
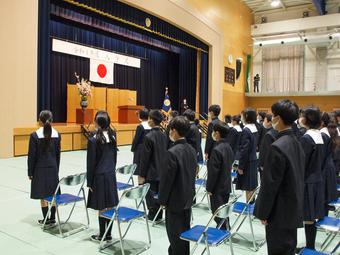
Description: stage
xmin=13 ymin=122 xmax=138 ymax=157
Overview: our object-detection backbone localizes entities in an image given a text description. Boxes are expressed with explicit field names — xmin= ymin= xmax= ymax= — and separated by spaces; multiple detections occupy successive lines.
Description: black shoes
xmin=38 ymin=219 xmax=56 ymax=225
xmin=90 ymin=235 xmax=112 ymax=242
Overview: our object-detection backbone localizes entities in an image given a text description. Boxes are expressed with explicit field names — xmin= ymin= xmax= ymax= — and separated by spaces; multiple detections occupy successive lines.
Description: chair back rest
xmin=121 ymin=183 xmax=150 ymax=201
xmin=215 ymin=195 xmax=240 ymax=219
xmin=116 ymin=164 xmax=137 ymax=175
xmin=59 ymin=173 xmax=86 ymax=186
xmin=232 ymin=160 xmax=239 ymax=171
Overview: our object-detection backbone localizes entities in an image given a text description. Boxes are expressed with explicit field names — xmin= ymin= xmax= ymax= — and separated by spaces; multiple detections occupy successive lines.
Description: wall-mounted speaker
xmin=236 ymin=58 xmax=242 ymax=80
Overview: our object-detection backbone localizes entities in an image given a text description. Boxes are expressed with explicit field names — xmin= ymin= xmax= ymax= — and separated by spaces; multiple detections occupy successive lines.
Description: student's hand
xmin=261 ymin=220 xmax=268 ymax=225
xmin=204 ymin=153 xmax=209 ymax=161
xmin=138 ymin=176 xmax=145 ymax=185
xmin=89 ymin=187 xmax=93 ymax=192
xmin=237 ymin=169 xmax=244 ymax=175
xmin=207 ymin=192 xmax=212 ymax=196
xmin=28 ymin=176 xmax=33 ymax=180
xmin=160 ymin=205 xmax=166 ymax=209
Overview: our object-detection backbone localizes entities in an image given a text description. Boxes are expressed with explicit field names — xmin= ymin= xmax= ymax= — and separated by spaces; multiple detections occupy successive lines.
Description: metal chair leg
xmin=55 ymin=206 xmax=63 ymax=237
xmin=117 ymin=221 xmax=125 ymax=255
xmin=248 ymin=212 xmax=258 ymax=251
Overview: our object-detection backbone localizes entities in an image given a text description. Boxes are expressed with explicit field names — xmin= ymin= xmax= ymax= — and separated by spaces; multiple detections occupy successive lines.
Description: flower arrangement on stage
xmin=75 ymin=72 xmax=93 ymax=110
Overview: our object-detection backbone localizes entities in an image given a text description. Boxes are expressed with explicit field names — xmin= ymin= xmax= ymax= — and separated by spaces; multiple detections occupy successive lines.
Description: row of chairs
xmin=40 ymin=163 xmax=339 ymax=255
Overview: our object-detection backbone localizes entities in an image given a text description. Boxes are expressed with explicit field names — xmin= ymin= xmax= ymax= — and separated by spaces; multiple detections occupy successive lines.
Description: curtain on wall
xmin=262 ymin=45 xmax=304 ymax=93
xmin=38 ymin=0 xmax=209 ymax=122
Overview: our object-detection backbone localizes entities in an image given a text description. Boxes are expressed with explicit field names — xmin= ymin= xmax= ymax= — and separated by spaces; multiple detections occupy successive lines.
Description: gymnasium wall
xmin=183 ymin=0 xmax=253 ymax=116
xmin=0 ymin=0 xmax=38 ymax=158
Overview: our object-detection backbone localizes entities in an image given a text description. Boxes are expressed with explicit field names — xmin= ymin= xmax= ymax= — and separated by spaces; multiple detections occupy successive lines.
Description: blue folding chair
xmin=299 ymin=248 xmax=329 ymax=255
xmin=99 ymin=183 xmax=151 ymax=255
xmin=180 ymin=196 xmax=240 ymax=255
xmin=42 ymin=173 xmax=89 ymax=238
xmin=116 ymin=164 xmax=137 ymax=191
xmin=193 ymin=163 xmax=210 ymax=208
xmin=230 ymin=160 xmax=239 ymax=197
xmin=299 ymin=243 xmax=339 ymax=255
xmin=231 ymin=187 xmax=265 ymax=251
xmin=329 ymin=198 xmax=340 ymax=217
xmin=316 ymin=216 xmax=340 ymax=251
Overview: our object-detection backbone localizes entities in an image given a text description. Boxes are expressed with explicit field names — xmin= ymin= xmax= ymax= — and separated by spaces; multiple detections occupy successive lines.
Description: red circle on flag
xmin=97 ymin=64 xmax=107 ymax=78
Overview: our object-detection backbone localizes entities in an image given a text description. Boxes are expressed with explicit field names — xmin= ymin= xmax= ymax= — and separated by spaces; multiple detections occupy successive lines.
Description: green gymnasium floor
xmin=0 ymin=145 xmax=338 ymax=255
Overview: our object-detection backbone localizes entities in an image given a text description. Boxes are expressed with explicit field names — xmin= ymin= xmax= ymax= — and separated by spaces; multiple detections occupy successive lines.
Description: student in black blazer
xmin=183 ymin=109 xmax=201 ymax=158
xmin=159 ymin=116 xmax=197 ymax=255
xmin=207 ymin=122 xmax=234 ymax=230
xmin=28 ymin=110 xmax=61 ymax=225
xmin=87 ymin=111 xmax=119 ymax=241
xmin=131 ymin=108 xmax=151 ymax=175
xmin=138 ymin=110 xmax=168 ymax=221
xmin=298 ymin=107 xmax=328 ymax=251
xmin=254 ymin=100 xmax=305 ymax=255
xmin=205 ymin=105 xmax=221 ymax=160
xmin=236 ymin=108 xmax=259 ymax=202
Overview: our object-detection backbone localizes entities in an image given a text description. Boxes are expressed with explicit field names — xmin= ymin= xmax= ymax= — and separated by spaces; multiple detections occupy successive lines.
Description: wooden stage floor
xmin=13 ymin=122 xmax=138 ymax=157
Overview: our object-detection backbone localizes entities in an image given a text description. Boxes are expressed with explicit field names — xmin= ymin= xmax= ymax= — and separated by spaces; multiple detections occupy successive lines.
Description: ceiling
xmin=242 ymin=0 xmax=340 ymax=14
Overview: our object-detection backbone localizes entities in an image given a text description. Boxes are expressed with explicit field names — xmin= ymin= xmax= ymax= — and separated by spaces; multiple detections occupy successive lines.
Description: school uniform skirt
xmin=236 ymin=160 xmax=258 ymax=191
xmin=87 ymin=171 xmax=119 ymax=211
xmin=30 ymin=166 xmax=59 ymax=199
xmin=304 ymin=182 xmax=325 ymax=221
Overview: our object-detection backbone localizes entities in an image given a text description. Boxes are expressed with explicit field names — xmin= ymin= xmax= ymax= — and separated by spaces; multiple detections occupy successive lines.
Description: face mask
xmin=241 ymin=117 xmax=245 ymax=124
xmin=272 ymin=117 xmax=279 ymax=130
xmin=212 ymin=132 xmax=217 ymax=142
xmin=257 ymin=119 xmax=261 ymax=124
xmin=298 ymin=118 xmax=306 ymax=128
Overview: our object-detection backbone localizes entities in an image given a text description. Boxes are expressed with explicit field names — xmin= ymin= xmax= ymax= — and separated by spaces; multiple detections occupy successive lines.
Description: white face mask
xmin=298 ymin=117 xmax=306 ymax=128
xmin=241 ymin=116 xmax=245 ymax=124
xmin=212 ymin=132 xmax=217 ymax=142
xmin=272 ymin=116 xmax=279 ymax=130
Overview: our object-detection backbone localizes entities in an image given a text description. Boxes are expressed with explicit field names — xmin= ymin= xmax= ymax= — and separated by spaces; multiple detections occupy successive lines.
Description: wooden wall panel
xmin=116 ymin=131 xmax=133 ymax=146
xmin=118 ymin=90 xmax=129 ymax=106
xmin=60 ymin=134 xmax=73 ymax=151
xmin=93 ymin=87 xmax=107 ymax=112
xmin=107 ymin=88 xmax=119 ymax=122
xmin=128 ymin=90 xmax=137 ymax=105
xmin=73 ymin=133 xmax=87 ymax=150
xmin=14 ymin=135 xmax=30 ymax=156
xmin=222 ymin=90 xmax=247 ymax=116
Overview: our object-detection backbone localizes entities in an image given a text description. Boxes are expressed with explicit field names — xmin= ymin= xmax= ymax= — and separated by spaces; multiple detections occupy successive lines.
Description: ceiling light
xmin=271 ymin=0 xmax=280 ymax=7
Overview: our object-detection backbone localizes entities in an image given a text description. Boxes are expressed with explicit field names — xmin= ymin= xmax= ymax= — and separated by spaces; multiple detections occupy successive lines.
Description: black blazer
xmin=86 ymin=133 xmax=117 ymax=188
xmin=131 ymin=122 xmax=150 ymax=152
xmin=204 ymin=117 xmax=221 ymax=158
xmin=206 ymin=138 xmax=234 ymax=195
xmin=254 ymin=129 xmax=305 ymax=229
xmin=139 ymin=127 xmax=168 ymax=181
xmin=186 ymin=122 xmax=201 ymax=156
xmin=159 ymin=139 xmax=197 ymax=212
xmin=259 ymin=128 xmax=278 ymax=168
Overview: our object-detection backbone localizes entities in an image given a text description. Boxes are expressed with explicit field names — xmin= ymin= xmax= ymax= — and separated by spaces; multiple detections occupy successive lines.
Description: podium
xmin=76 ymin=108 xmax=94 ymax=124
xmin=118 ymin=105 xmax=144 ymax=124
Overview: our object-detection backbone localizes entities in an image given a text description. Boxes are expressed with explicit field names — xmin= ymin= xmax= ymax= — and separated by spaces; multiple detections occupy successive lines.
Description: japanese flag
xmin=90 ymin=59 xmax=114 ymax=84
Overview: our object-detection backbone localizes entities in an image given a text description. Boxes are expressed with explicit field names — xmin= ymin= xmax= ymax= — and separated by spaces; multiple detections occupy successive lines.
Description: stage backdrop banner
xmin=90 ymin=59 xmax=114 ymax=84
xmin=52 ymin=38 xmax=141 ymax=68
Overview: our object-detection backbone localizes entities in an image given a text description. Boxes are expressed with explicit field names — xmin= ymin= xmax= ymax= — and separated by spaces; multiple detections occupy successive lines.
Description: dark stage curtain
xmin=38 ymin=0 xmax=208 ymax=122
